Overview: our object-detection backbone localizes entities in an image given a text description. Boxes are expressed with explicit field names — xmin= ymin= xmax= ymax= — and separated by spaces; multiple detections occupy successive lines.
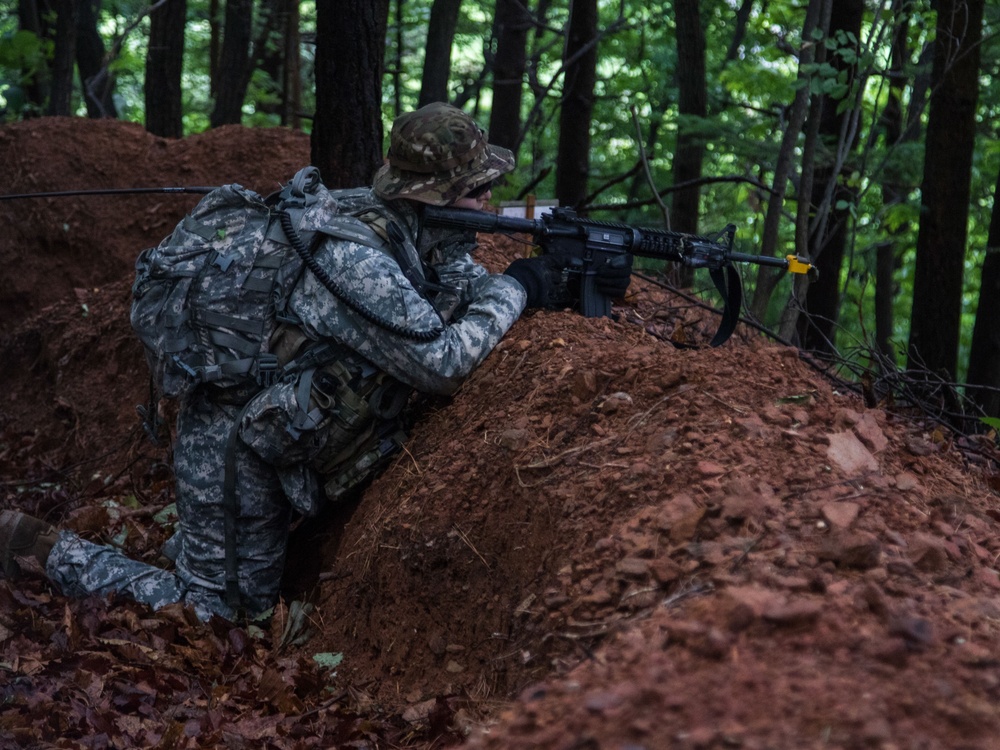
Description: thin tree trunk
xmin=518 ymin=0 xmax=553 ymax=172
xmin=282 ymin=0 xmax=301 ymax=128
xmin=76 ymin=0 xmax=118 ymax=118
xmin=906 ymin=40 xmax=933 ymax=140
xmin=145 ymin=0 xmax=186 ymax=137
xmin=46 ymin=0 xmax=77 ymax=116
xmin=671 ymin=0 xmax=707 ymax=287
xmin=874 ymin=2 xmax=914 ymax=359
xmin=391 ymin=0 xmax=403 ymax=116
xmin=19 ymin=0 xmax=51 ymax=111
xmin=778 ymin=30 xmax=826 ymax=345
xmin=312 ymin=0 xmax=389 ymax=188
xmin=787 ymin=0 xmax=863 ymax=349
xmin=488 ymin=0 xmax=531 ymax=152
xmin=209 ymin=0 xmax=221 ymax=98
xmin=419 ymin=0 xmax=462 ymax=108
xmin=966 ymin=164 xmax=1000 ymax=418
xmin=555 ymin=0 xmax=598 ymax=210
xmin=748 ymin=0 xmax=823 ymax=321
xmin=210 ymin=0 xmax=253 ymax=127
xmin=906 ymin=0 xmax=984 ymax=380
xmin=725 ymin=0 xmax=755 ymax=64
xmin=250 ymin=0 xmax=284 ymax=83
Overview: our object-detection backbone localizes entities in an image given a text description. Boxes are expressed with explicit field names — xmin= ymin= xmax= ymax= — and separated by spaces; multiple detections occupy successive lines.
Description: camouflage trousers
xmin=46 ymin=390 xmax=310 ymax=622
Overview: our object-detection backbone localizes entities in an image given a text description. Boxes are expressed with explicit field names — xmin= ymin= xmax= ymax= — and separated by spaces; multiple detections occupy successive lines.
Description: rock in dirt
xmin=826 ymin=430 xmax=879 ymax=474
xmin=820 ymin=501 xmax=860 ymax=531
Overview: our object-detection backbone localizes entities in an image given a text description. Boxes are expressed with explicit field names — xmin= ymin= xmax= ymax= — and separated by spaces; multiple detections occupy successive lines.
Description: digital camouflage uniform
xmin=44 ymin=103 xmax=527 ymax=621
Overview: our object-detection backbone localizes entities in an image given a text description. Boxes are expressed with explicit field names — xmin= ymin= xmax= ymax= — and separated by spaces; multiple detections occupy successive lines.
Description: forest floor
xmin=3 ymin=118 xmax=1000 ymax=749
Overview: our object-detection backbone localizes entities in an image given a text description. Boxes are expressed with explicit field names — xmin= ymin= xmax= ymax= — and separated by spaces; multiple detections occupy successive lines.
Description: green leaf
xmin=313 ymin=652 xmax=344 ymax=670
xmin=981 ymin=417 xmax=1000 ymax=431
xmin=836 ymin=48 xmax=858 ymax=64
xmin=153 ymin=502 xmax=178 ymax=525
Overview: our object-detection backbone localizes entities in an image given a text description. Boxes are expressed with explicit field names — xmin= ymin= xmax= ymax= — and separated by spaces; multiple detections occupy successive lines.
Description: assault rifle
xmin=423 ymin=205 xmax=815 ymax=346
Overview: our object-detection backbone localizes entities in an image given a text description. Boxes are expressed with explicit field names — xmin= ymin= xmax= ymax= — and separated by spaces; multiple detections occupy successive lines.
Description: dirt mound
xmin=0 ymin=117 xmax=310 ymax=329
xmin=3 ymin=118 xmax=1000 ymax=749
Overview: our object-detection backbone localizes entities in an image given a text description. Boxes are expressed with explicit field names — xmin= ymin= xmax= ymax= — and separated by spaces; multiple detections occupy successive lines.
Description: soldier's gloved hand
xmin=503 ymin=256 xmax=573 ymax=309
xmin=594 ymin=253 xmax=633 ymax=300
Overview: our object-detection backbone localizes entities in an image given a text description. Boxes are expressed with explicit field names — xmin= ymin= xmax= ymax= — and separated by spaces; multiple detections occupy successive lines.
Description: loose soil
xmin=2 ymin=118 xmax=1000 ymax=749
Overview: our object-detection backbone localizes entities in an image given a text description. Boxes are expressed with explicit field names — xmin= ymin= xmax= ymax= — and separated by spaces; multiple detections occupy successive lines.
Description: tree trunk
xmin=748 ymin=0 xmax=823 ymax=321
xmin=18 ymin=0 xmax=51 ymax=112
xmin=906 ymin=40 xmax=933 ymax=140
xmin=725 ymin=0 xmax=754 ymax=64
xmin=778 ymin=13 xmax=826 ymax=345
xmin=312 ymin=0 xmax=390 ymax=188
xmin=794 ymin=0 xmax=863 ymax=351
xmin=209 ymin=0 xmax=221 ymax=98
xmin=488 ymin=0 xmax=531 ymax=153
xmin=145 ymin=0 xmax=186 ymax=138
xmin=390 ymin=0 xmax=403 ymax=116
xmin=965 ymin=162 xmax=1000 ymax=417
xmin=282 ymin=0 xmax=301 ymax=128
xmin=249 ymin=0 xmax=297 ymax=123
xmin=906 ymin=0 xmax=984 ymax=381
xmin=874 ymin=2 xmax=914 ymax=360
xmin=210 ymin=0 xmax=254 ymax=127
xmin=46 ymin=0 xmax=77 ymax=116
xmin=76 ymin=0 xmax=117 ymax=118
xmin=555 ymin=0 xmax=598 ymax=210
xmin=250 ymin=0 xmax=284 ymax=85
xmin=670 ymin=0 xmax=707 ymax=288
xmin=418 ymin=0 xmax=462 ymax=108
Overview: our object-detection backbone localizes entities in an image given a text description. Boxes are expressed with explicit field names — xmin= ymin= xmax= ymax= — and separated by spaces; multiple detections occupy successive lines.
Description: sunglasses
xmin=464 ymin=180 xmax=495 ymax=199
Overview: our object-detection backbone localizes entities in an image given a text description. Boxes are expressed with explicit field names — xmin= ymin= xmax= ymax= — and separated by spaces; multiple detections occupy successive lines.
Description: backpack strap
xmin=223 ymin=397 xmax=254 ymax=617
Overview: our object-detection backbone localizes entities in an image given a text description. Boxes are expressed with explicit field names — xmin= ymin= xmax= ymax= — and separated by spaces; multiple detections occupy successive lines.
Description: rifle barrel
xmin=423 ymin=206 xmax=543 ymax=235
xmin=728 ymin=250 xmax=792 ymax=269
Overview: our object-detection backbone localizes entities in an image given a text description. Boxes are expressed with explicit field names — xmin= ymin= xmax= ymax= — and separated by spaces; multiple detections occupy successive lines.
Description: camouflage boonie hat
xmin=373 ymin=102 xmax=515 ymax=206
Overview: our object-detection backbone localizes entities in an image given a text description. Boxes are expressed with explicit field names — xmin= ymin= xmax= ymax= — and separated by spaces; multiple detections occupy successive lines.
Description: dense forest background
xmin=1 ymin=0 xmax=999 ymax=423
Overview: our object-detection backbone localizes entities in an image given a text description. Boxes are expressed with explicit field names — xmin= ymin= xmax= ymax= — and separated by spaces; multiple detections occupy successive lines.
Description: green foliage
xmin=0 ymin=29 xmax=51 ymax=120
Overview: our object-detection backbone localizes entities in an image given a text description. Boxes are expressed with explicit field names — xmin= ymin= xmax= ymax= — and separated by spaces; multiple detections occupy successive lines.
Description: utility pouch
xmin=252 ymin=323 xmax=413 ymax=500
xmin=309 ymin=362 xmax=379 ymax=475
xmin=310 ymin=365 xmax=412 ymax=496
xmin=321 ymin=420 xmax=409 ymax=500
xmin=238 ymin=378 xmax=329 ymax=468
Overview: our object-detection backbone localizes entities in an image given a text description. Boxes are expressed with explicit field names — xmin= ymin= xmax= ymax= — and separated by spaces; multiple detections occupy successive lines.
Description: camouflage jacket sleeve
xmin=288 ymin=237 xmax=526 ymax=395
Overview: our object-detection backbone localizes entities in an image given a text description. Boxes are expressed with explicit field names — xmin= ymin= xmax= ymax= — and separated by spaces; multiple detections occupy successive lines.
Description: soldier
xmin=0 ymin=102 xmax=631 ymax=622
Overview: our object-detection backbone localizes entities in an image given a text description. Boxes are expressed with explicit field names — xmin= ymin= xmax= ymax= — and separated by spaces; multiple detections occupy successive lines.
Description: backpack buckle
xmin=255 ymin=354 xmax=280 ymax=387
xmin=212 ymin=250 xmax=239 ymax=272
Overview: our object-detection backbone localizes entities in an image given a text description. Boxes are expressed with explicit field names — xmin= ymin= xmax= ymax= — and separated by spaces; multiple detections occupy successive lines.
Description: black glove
xmin=503 ymin=256 xmax=573 ymax=309
xmin=593 ymin=253 xmax=633 ymax=300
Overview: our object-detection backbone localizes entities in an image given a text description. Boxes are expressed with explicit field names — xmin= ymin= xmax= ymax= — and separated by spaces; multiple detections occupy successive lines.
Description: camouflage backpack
xmin=131 ymin=167 xmax=381 ymax=402
xmin=130 ymin=181 xmax=297 ymax=403
xmin=130 ymin=166 xmax=448 ymax=418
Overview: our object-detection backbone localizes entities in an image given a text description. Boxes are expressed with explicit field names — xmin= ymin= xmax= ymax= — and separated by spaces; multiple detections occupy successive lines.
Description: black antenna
xmin=0 ymin=187 xmax=216 ymax=201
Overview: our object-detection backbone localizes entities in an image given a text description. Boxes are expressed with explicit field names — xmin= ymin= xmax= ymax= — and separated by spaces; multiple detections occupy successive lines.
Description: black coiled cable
xmin=278 ymin=210 xmax=444 ymax=342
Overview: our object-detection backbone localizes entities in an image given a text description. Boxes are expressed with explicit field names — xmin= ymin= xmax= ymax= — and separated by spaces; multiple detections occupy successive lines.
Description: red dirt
xmin=3 ymin=118 xmax=1000 ymax=749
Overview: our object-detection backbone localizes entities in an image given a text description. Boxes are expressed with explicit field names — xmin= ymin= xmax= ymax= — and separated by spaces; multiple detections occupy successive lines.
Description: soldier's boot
xmin=0 ymin=510 xmax=59 ymax=579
